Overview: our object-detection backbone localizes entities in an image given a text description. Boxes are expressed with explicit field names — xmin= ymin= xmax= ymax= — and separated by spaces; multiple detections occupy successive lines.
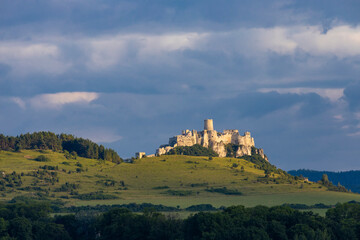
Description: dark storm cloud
xmin=0 ymin=0 xmax=307 ymax=36
xmin=1 ymin=0 xmax=360 ymax=170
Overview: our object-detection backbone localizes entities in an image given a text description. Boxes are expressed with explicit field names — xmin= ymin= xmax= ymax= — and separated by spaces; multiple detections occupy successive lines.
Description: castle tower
xmin=204 ymin=119 xmax=214 ymax=131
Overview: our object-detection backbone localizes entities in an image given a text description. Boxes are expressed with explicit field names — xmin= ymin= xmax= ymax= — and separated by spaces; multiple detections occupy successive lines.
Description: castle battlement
xmin=156 ymin=119 xmax=267 ymax=160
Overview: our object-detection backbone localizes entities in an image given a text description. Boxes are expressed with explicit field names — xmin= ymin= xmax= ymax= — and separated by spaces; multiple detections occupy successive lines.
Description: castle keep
xmin=156 ymin=119 xmax=267 ymax=160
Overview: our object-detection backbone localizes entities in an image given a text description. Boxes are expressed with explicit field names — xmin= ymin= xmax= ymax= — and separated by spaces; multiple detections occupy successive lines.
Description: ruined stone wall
xmin=155 ymin=120 xmax=266 ymax=161
xmin=217 ymin=132 xmax=232 ymax=144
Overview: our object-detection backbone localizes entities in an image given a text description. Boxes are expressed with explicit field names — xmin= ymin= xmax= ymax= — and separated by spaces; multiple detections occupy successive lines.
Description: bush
xmin=152 ymin=186 xmax=169 ymax=190
xmin=35 ymin=155 xmax=50 ymax=162
xmin=162 ymin=190 xmax=194 ymax=196
xmin=54 ymin=182 xmax=79 ymax=192
xmin=205 ymin=187 xmax=242 ymax=195
xmin=185 ymin=204 xmax=217 ymax=211
xmin=74 ymin=191 xmax=118 ymax=200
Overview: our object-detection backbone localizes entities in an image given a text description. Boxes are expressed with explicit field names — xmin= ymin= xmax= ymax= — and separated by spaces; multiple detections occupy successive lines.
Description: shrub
xmin=205 ymin=187 xmax=242 ymax=195
xmin=152 ymin=186 xmax=169 ymax=190
xmin=185 ymin=204 xmax=217 ymax=211
xmin=162 ymin=190 xmax=194 ymax=196
xmin=35 ymin=155 xmax=50 ymax=162
xmin=167 ymin=144 xmax=218 ymax=157
xmin=74 ymin=192 xmax=118 ymax=200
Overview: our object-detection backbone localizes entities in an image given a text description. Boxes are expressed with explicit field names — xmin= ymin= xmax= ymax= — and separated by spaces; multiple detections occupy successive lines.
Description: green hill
xmin=289 ymin=169 xmax=360 ymax=193
xmin=0 ymin=149 xmax=359 ymax=211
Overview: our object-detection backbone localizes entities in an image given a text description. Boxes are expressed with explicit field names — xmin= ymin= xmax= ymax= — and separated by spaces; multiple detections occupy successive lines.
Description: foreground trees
xmin=0 ymin=201 xmax=360 ymax=239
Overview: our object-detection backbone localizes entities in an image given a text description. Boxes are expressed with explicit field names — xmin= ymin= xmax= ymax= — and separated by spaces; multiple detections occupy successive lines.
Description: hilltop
xmin=0 ymin=131 xmax=121 ymax=163
xmin=153 ymin=119 xmax=267 ymax=160
xmin=0 ymin=149 xmax=359 ymax=210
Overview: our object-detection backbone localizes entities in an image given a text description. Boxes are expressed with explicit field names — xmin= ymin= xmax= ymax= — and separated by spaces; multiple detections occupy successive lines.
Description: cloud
xmin=347 ymin=131 xmax=360 ymax=137
xmin=2 ymin=24 xmax=360 ymax=77
xmin=85 ymin=32 xmax=206 ymax=69
xmin=258 ymin=87 xmax=344 ymax=102
xmin=292 ymin=25 xmax=360 ymax=58
xmin=10 ymin=97 xmax=26 ymax=109
xmin=0 ymin=42 xmax=70 ymax=75
xmin=343 ymin=83 xmax=360 ymax=111
xmin=201 ymin=25 xmax=360 ymax=59
xmin=29 ymin=92 xmax=99 ymax=109
xmin=1 ymin=0 xmax=360 ymax=170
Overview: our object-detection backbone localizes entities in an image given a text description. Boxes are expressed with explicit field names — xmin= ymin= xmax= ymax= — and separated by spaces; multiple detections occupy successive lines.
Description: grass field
xmin=0 ymin=149 xmax=359 ymax=210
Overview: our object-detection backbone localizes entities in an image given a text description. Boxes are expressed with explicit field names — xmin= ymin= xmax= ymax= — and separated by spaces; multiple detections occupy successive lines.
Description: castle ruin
xmin=156 ymin=119 xmax=267 ymax=160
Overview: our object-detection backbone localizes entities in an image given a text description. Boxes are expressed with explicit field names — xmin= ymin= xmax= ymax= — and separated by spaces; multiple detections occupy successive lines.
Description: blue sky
xmin=1 ymin=0 xmax=360 ymax=170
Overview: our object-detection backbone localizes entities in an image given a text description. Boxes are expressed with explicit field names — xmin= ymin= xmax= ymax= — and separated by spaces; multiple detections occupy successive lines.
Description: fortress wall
xmin=217 ymin=133 xmax=232 ymax=144
xmin=175 ymin=135 xmax=196 ymax=146
xmin=223 ymin=130 xmax=239 ymax=134
xmin=208 ymin=130 xmax=218 ymax=142
xmin=156 ymin=120 xmax=264 ymax=159
xmin=238 ymin=136 xmax=255 ymax=147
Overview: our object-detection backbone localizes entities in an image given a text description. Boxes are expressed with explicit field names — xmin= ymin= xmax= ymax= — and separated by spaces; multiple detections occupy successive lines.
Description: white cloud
xmin=0 ymin=42 xmax=70 ymax=74
xmin=293 ymin=25 xmax=360 ymax=58
xmin=29 ymin=92 xmax=99 ymax=109
xmin=333 ymin=114 xmax=344 ymax=121
xmin=203 ymin=27 xmax=297 ymax=56
xmin=200 ymin=25 xmax=360 ymax=58
xmin=10 ymin=97 xmax=26 ymax=109
xmin=2 ymin=24 xmax=360 ymax=74
xmin=258 ymin=87 xmax=344 ymax=102
xmin=85 ymin=32 xmax=205 ymax=69
xmin=347 ymin=131 xmax=360 ymax=137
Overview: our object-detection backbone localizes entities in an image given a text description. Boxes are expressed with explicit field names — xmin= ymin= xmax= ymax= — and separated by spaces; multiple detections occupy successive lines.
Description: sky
xmin=1 ymin=0 xmax=360 ymax=171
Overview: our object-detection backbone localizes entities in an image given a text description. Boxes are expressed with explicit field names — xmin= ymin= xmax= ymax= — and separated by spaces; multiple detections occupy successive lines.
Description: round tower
xmin=204 ymin=119 xmax=214 ymax=131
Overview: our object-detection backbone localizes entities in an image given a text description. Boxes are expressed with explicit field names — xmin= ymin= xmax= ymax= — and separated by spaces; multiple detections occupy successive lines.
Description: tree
xmin=321 ymin=174 xmax=330 ymax=186
xmin=9 ymin=217 xmax=32 ymax=240
xmin=14 ymin=143 xmax=22 ymax=152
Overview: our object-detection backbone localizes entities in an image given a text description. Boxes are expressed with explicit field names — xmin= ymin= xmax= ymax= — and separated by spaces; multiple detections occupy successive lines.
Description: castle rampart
xmin=156 ymin=119 xmax=267 ymax=160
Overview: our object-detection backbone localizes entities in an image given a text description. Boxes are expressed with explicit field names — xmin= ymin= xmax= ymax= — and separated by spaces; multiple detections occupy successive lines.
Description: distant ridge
xmin=289 ymin=169 xmax=360 ymax=193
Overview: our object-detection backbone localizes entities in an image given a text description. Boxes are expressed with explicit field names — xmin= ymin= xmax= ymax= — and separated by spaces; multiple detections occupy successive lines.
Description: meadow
xmin=0 ymin=149 xmax=359 ymax=212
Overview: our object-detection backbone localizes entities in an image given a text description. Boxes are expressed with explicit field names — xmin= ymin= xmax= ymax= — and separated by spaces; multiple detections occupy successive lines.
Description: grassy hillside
xmin=0 ymin=149 xmax=359 ymax=209
xmin=289 ymin=169 xmax=360 ymax=193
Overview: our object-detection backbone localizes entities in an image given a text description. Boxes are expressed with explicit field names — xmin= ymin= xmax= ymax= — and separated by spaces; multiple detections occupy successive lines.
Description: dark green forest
xmin=0 ymin=132 xmax=122 ymax=163
xmin=0 ymin=201 xmax=360 ymax=239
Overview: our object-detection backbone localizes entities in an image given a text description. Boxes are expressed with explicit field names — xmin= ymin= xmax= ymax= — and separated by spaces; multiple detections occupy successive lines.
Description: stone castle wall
xmin=156 ymin=119 xmax=267 ymax=160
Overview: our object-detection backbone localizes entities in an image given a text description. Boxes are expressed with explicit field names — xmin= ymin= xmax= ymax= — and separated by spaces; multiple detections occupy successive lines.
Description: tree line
xmin=0 ymin=132 xmax=122 ymax=163
xmin=1 ymin=201 xmax=360 ymax=239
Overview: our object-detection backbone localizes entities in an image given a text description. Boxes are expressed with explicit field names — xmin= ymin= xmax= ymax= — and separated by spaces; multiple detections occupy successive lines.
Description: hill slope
xmin=289 ymin=169 xmax=360 ymax=193
xmin=0 ymin=149 xmax=360 ymax=209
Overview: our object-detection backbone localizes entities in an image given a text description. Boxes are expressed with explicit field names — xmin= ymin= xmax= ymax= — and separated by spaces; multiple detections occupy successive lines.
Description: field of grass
xmin=0 ymin=149 xmax=359 ymax=210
